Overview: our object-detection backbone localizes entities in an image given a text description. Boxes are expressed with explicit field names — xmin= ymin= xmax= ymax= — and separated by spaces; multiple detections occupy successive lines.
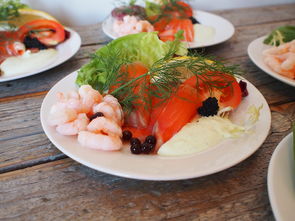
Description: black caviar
xmin=189 ymin=16 xmax=199 ymax=24
xmin=198 ymin=97 xmax=219 ymax=117
xmin=23 ymin=36 xmax=48 ymax=50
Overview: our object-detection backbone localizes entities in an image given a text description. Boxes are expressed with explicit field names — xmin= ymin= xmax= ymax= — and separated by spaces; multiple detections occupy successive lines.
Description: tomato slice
xmin=183 ymin=73 xmax=242 ymax=109
xmin=162 ymin=1 xmax=193 ymax=18
xmin=17 ymin=19 xmax=65 ymax=46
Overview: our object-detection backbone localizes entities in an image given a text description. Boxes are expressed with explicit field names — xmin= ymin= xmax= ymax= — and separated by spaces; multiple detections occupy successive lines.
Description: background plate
xmin=247 ymin=36 xmax=295 ymax=87
xmin=0 ymin=28 xmax=81 ymax=82
xmin=41 ymin=71 xmax=271 ymax=181
xmin=102 ymin=10 xmax=235 ymax=49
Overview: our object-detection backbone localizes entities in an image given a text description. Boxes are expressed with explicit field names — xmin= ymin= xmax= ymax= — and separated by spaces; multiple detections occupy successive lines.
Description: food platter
xmin=247 ymin=36 xmax=295 ymax=87
xmin=41 ymin=71 xmax=271 ymax=181
xmin=102 ymin=10 xmax=235 ymax=49
xmin=0 ymin=28 xmax=81 ymax=82
xmin=268 ymin=133 xmax=295 ymax=221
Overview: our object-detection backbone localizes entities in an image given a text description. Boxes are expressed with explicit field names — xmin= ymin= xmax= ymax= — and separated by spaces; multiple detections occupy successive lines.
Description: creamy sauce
xmin=193 ymin=24 xmax=215 ymax=44
xmin=0 ymin=49 xmax=58 ymax=76
xmin=158 ymin=116 xmax=245 ymax=156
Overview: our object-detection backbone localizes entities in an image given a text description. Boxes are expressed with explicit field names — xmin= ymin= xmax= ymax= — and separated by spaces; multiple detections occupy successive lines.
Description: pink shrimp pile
xmin=113 ymin=15 xmax=154 ymax=37
xmin=48 ymin=85 xmax=124 ymax=151
xmin=263 ymin=39 xmax=295 ymax=79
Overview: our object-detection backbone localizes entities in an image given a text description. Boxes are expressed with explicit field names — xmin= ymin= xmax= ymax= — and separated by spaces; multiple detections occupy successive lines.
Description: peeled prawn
xmin=78 ymin=131 xmax=122 ymax=151
xmin=87 ymin=116 xmax=122 ymax=136
xmin=48 ymin=103 xmax=78 ymax=126
xmin=78 ymin=85 xmax=103 ymax=114
xmin=56 ymin=113 xmax=90 ymax=136
xmin=263 ymin=40 xmax=295 ymax=79
xmin=93 ymin=101 xmax=123 ymax=125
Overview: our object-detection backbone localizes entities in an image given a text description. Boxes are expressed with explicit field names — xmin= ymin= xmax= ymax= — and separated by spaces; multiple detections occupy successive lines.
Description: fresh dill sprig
xmin=0 ymin=0 xmax=27 ymax=21
xmin=87 ymin=42 xmax=242 ymax=114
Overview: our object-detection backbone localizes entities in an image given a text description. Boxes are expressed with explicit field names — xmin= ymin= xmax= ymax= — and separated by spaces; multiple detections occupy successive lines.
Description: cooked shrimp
xmin=87 ymin=116 xmax=122 ymax=136
xmin=79 ymin=85 xmax=103 ymax=114
xmin=263 ymin=40 xmax=295 ymax=79
xmin=78 ymin=131 xmax=122 ymax=151
xmin=93 ymin=101 xmax=122 ymax=124
xmin=56 ymin=113 xmax=89 ymax=136
xmin=48 ymin=103 xmax=78 ymax=126
xmin=103 ymin=95 xmax=124 ymax=125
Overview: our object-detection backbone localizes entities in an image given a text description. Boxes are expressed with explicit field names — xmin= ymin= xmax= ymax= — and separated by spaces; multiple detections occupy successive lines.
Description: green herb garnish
xmin=263 ymin=25 xmax=295 ymax=46
xmin=0 ymin=0 xmax=27 ymax=21
xmin=76 ymin=32 xmax=241 ymax=113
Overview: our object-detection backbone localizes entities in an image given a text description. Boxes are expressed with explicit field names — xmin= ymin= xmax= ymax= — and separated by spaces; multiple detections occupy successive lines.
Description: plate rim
xmin=267 ymin=132 xmax=294 ymax=221
xmin=0 ymin=27 xmax=82 ymax=83
xmin=247 ymin=35 xmax=295 ymax=87
xmin=41 ymin=71 xmax=271 ymax=181
xmin=102 ymin=9 xmax=235 ymax=49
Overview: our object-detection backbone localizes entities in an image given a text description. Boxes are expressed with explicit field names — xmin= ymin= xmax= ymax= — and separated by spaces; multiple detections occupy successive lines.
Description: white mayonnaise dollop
xmin=0 ymin=49 xmax=58 ymax=76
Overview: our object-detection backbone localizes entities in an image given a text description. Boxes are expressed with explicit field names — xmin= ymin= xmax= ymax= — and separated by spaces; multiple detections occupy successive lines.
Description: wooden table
xmin=1 ymin=4 xmax=295 ymax=220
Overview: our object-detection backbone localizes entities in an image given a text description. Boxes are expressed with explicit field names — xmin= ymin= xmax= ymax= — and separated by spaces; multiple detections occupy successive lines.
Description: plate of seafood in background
xmin=40 ymin=71 xmax=271 ymax=181
xmin=247 ymin=25 xmax=295 ymax=87
xmin=0 ymin=28 xmax=81 ymax=82
xmin=102 ymin=0 xmax=235 ymax=48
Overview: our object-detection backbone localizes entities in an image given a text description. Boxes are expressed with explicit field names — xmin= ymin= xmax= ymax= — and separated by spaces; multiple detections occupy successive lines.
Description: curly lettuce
xmin=76 ymin=31 xmax=187 ymax=92
xmin=263 ymin=25 xmax=295 ymax=46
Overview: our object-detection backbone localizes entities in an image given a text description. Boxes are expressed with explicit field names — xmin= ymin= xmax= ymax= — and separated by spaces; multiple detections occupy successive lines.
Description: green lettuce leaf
xmin=263 ymin=25 xmax=295 ymax=46
xmin=76 ymin=31 xmax=187 ymax=92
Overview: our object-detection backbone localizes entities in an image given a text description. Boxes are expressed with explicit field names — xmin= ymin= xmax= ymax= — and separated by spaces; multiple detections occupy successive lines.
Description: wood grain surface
xmin=0 ymin=4 xmax=295 ymax=221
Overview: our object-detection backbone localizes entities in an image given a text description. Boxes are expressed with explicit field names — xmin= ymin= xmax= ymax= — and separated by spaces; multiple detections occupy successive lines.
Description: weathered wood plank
xmin=73 ymin=23 xmax=111 ymax=45
xmin=0 ymin=126 xmax=287 ymax=221
xmin=215 ymin=3 xmax=295 ymax=27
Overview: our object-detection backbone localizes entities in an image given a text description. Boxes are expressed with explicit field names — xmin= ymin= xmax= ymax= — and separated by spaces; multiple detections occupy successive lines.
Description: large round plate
xmin=268 ymin=133 xmax=295 ymax=221
xmin=0 ymin=28 xmax=81 ymax=82
xmin=102 ymin=10 xmax=235 ymax=48
xmin=41 ymin=71 xmax=271 ymax=181
xmin=247 ymin=36 xmax=295 ymax=87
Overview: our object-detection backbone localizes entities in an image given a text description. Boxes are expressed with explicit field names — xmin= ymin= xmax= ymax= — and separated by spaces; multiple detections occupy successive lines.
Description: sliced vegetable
xmin=263 ymin=25 xmax=295 ymax=46
xmin=17 ymin=19 xmax=65 ymax=46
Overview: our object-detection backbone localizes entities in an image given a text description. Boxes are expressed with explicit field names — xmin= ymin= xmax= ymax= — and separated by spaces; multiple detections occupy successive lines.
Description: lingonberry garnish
xmin=122 ymin=130 xmax=132 ymax=141
xmin=239 ymin=80 xmax=248 ymax=97
xmin=145 ymin=135 xmax=156 ymax=145
xmin=89 ymin=112 xmax=104 ymax=121
xmin=141 ymin=142 xmax=154 ymax=154
xmin=198 ymin=97 xmax=219 ymax=117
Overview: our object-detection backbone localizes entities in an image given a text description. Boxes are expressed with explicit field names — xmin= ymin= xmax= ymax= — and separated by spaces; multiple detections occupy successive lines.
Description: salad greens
xmin=145 ymin=1 xmax=161 ymax=17
xmin=76 ymin=31 xmax=187 ymax=92
xmin=0 ymin=0 xmax=27 ymax=21
xmin=263 ymin=25 xmax=295 ymax=46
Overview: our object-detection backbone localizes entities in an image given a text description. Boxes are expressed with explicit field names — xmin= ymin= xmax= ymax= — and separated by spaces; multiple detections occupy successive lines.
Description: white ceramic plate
xmin=102 ymin=10 xmax=235 ymax=48
xmin=41 ymin=71 xmax=271 ymax=181
xmin=268 ymin=133 xmax=295 ymax=221
xmin=0 ymin=28 xmax=81 ymax=82
xmin=247 ymin=36 xmax=295 ymax=87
